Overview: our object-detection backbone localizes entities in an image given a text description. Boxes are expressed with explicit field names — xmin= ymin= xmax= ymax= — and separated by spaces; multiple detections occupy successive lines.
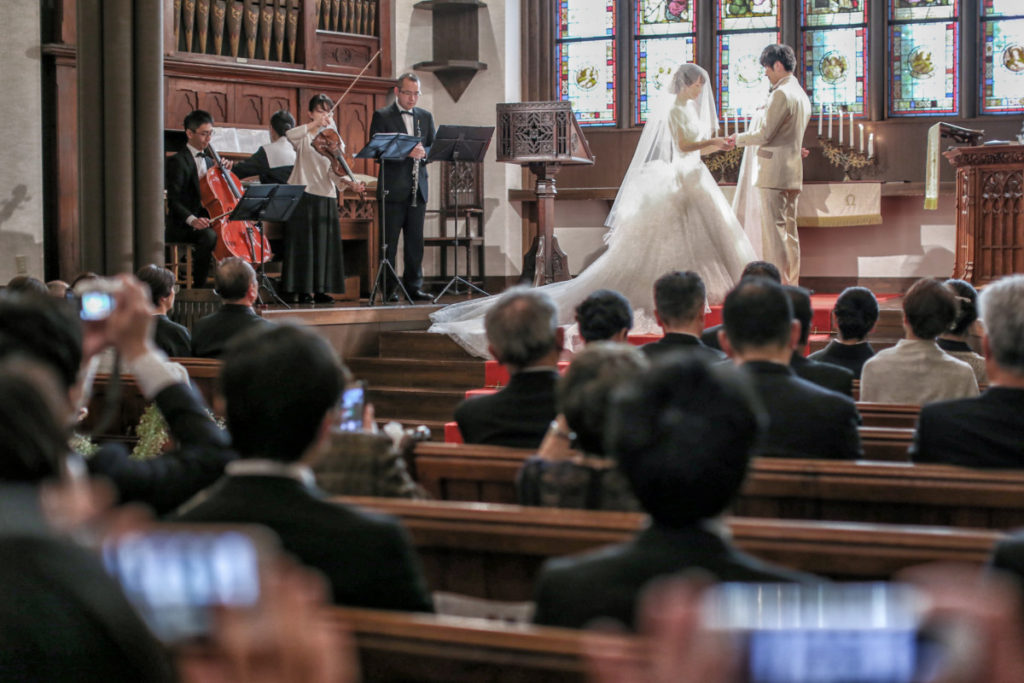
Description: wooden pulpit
xmin=943 ymin=144 xmax=1024 ymax=286
xmin=496 ymin=102 xmax=594 ymax=286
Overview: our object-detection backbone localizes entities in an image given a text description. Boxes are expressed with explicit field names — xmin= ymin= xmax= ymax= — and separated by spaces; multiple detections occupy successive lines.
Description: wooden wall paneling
xmin=165 ymin=77 xmax=232 ymax=128
xmin=317 ymin=33 xmax=379 ymax=75
xmin=55 ymin=58 xmax=81 ymax=280
xmin=235 ymin=83 xmax=297 ymax=128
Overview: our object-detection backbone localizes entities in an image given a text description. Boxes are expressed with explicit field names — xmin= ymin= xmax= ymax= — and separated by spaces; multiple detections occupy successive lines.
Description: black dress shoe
xmin=312 ymin=293 xmax=334 ymax=304
xmin=297 ymin=293 xmax=314 ymax=304
xmin=387 ymin=292 xmax=400 ymax=303
xmin=410 ymin=289 xmax=433 ymax=302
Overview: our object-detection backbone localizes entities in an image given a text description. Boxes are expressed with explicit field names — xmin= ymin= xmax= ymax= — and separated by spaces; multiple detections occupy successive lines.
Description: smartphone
xmin=79 ymin=291 xmax=116 ymax=321
xmin=338 ymin=381 xmax=366 ymax=432
xmin=101 ymin=524 xmax=276 ymax=644
xmin=702 ymin=582 xmax=946 ymax=683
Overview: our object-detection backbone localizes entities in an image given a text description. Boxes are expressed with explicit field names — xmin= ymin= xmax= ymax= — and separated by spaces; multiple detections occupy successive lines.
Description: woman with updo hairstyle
xmin=807 ymin=286 xmax=878 ymax=379
xmin=938 ymin=279 xmax=987 ymax=384
xmin=517 ymin=342 xmax=647 ymax=511
xmin=575 ymin=289 xmax=633 ymax=344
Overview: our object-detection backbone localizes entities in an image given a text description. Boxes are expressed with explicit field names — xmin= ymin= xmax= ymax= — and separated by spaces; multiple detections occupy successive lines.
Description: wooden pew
xmin=337 ymin=497 xmax=1001 ymax=602
xmin=857 ymin=402 xmax=920 ymax=429
xmin=410 ymin=435 xmax=917 ymax=505
xmin=738 ymin=458 xmax=1024 ymax=529
xmin=331 ymin=607 xmax=638 ymax=682
xmin=409 ymin=443 xmax=1024 ymax=530
xmin=84 ymin=358 xmax=223 ymax=440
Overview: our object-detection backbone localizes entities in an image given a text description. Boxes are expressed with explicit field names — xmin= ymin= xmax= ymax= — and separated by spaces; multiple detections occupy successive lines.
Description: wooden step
xmin=378 ymin=331 xmax=477 ymax=361
xmin=347 ymin=357 xmax=486 ymax=389
xmin=368 ymin=386 xmax=467 ymax=423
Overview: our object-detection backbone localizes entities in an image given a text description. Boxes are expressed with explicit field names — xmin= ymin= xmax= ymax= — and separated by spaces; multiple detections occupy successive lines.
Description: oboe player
xmin=369 ymin=73 xmax=436 ymax=302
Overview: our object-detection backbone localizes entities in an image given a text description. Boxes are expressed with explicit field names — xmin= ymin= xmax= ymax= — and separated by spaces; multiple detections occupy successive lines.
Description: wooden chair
xmin=165 ymin=242 xmax=195 ymax=289
xmin=169 ymin=287 xmax=220 ymax=332
xmin=424 ymin=161 xmax=485 ymax=286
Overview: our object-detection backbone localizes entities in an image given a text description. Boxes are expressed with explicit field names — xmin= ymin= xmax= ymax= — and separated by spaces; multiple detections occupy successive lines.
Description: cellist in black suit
xmin=369 ymin=73 xmax=436 ymax=301
xmin=165 ymin=110 xmax=232 ymax=288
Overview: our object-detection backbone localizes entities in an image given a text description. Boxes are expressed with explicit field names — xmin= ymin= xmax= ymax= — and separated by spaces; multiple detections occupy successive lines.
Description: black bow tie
xmin=400 ymin=110 xmax=413 ymax=116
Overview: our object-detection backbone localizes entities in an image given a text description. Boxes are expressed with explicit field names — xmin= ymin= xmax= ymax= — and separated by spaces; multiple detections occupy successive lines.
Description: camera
xmin=73 ymin=278 xmax=124 ymax=321
xmin=702 ymin=582 xmax=948 ymax=683
xmin=101 ymin=524 xmax=277 ymax=644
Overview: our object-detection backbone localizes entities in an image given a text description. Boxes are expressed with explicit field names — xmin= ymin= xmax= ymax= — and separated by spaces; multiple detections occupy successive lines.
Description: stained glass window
xmin=981 ymin=9 xmax=1024 ymax=114
xmin=636 ymin=0 xmax=695 ymax=35
xmin=633 ymin=1 xmax=697 ymax=124
xmin=890 ymin=0 xmax=956 ymax=21
xmin=719 ymin=0 xmax=779 ymax=32
xmin=718 ymin=32 xmax=778 ymax=119
xmin=557 ymin=0 xmax=617 ymax=126
xmin=804 ymin=0 xmax=867 ymax=28
xmin=889 ymin=20 xmax=958 ymax=115
xmin=715 ymin=0 xmax=780 ymax=121
xmin=983 ymin=0 xmax=1023 ymax=17
xmin=635 ymin=36 xmax=696 ymax=123
xmin=803 ymin=27 xmax=867 ymax=116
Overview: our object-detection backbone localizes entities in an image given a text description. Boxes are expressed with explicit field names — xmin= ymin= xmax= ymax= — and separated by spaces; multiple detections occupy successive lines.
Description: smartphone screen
xmin=704 ymin=583 xmax=938 ymax=683
xmin=79 ymin=291 xmax=115 ymax=321
xmin=338 ymin=382 xmax=365 ymax=432
xmin=102 ymin=527 xmax=267 ymax=644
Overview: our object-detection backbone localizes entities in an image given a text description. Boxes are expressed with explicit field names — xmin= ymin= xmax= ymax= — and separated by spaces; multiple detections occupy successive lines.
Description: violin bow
xmin=329 ymin=50 xmax=382 ymax=116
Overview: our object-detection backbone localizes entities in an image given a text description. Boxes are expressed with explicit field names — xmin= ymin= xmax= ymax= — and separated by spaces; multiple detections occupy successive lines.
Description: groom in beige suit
xmin=731 ymin=44 xmax=811 ymax=285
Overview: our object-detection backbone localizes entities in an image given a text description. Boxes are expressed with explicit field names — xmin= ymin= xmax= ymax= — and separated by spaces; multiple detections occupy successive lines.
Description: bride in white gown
xmin=429 ymin=63 xmax=757 ymax=358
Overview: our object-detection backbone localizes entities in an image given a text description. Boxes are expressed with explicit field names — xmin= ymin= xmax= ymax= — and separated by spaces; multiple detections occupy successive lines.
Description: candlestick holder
xmin=705 ymin=146 xmax=744 ymax=183
xmin=819 ymin=137 xmax=876 ymax=181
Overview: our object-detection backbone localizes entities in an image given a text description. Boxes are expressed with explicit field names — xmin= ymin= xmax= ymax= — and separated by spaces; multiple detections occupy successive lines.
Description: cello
xmin=199 ymin=145 xmax=274 ymax=264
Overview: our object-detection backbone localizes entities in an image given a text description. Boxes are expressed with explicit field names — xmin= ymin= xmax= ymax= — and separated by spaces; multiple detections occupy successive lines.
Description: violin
xmin=199 ymin=145 xmax=273 ymax=264
xmin=311 ymin=128 xmax=366 ymax=196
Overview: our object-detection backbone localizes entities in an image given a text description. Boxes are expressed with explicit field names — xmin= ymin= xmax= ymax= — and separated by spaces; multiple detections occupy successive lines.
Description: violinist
xmin=165 ymin=110 xmax=232 ymax=288
xmin=282 ymin=95 xmax=365 ymax=305
xmin=232 ymin=109 xmax=296 ymax=185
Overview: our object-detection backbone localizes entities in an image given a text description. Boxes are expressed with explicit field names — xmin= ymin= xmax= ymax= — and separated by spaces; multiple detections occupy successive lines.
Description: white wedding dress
xmin=429 ymin=64 xmax=756 ymax=358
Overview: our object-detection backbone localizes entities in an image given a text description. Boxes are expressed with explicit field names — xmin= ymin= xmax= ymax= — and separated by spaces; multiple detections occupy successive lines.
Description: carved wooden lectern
xmin=496 ymin=102 xmax=594 ymax=286
xmin=943 ymin=144 xmax=1024 ymax=286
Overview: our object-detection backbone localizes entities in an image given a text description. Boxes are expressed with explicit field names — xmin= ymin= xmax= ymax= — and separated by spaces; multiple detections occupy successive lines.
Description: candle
xmin=818 ymin=105 xmax=823 ymax=136
xmin=723 ymin=114 xmax=728 ymax=137
xmin=838 ymin=111 xmax=843 ymax=145
xmin=827 ymin=104 xmax=833 ymax=139
xmin=734 ymin=112 xmax=739 ymax=135
xmin=868 ymin=133 xmax=874 ymax=159
xmin=849 ymin=111 xmax=855 ymax=149
xmin=859 ymin=123 xmax=864 ymax=153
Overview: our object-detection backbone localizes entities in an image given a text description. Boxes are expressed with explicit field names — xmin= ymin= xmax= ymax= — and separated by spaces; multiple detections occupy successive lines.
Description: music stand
xmin=356 ymin=133 xmax=421 ymax=306
xmin=228 ymin=183 xmax=305 ymax=307
xmin=426 ymin=125 xmax=493 ymax=303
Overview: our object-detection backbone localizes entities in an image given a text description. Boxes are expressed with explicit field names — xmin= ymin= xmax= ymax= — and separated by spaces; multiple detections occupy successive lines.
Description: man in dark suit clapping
xmin=165 ymin=109 xmax=229 ymax=288
xmin=369 ymin=73 xmax=436 ymax=301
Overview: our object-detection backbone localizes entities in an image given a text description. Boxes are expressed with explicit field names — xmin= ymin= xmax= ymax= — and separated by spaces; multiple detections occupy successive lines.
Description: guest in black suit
xmin=911 ymin=274 xmax=1024 ymax=468
xmin=719 ymin=278 xmax=862 ymax=460
xmin=369 ymin=73 xmax=436 ymax=301
xmin=575 ymin=289 xmax=633 ymax=344
xmin=455 ymin=287 xmax=562 ymax=448
xmin=785 ymin=285 xmax=854 ymax=396
xmin=173 ymin=323 xmax=433 ymax=613
xmin=642 ymin=270 xmax=726 ymax=362
xmin=166 ymin=109 xmax=225 ymax=288
xmin=808 ymin=286 xmax=878 ymax=379
xmin=533 ymin=355 xmax=817 ymax=630
xmin=136 ymin=264 xmax=191 ymax=357
xmin=0 ymin=281 xmax=233 ymax=515
xmin=232 ymin=109 xmax=297 ymax=185
xmin=191 ymin=257 xmax=273 ymax=358
xmin=702 ymin=260 xmax=780 ymax=350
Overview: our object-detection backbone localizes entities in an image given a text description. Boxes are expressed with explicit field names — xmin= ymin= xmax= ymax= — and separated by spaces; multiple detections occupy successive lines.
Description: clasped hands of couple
xmin=709 ymin=135 xmax=738 ymax=152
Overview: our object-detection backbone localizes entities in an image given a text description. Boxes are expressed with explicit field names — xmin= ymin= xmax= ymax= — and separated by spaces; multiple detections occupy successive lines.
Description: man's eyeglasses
xmin=399 ymin=90 xmax=421 ymax=97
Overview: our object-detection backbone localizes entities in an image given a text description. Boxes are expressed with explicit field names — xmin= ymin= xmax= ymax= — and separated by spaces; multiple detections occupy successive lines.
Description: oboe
xmin=411 ymin=117 xmax=421 ymax=207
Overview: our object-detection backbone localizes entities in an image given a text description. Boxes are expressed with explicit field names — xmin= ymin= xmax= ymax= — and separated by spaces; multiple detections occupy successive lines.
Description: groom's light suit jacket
xmin=736 ymin=74 xmax=810 ymax=191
